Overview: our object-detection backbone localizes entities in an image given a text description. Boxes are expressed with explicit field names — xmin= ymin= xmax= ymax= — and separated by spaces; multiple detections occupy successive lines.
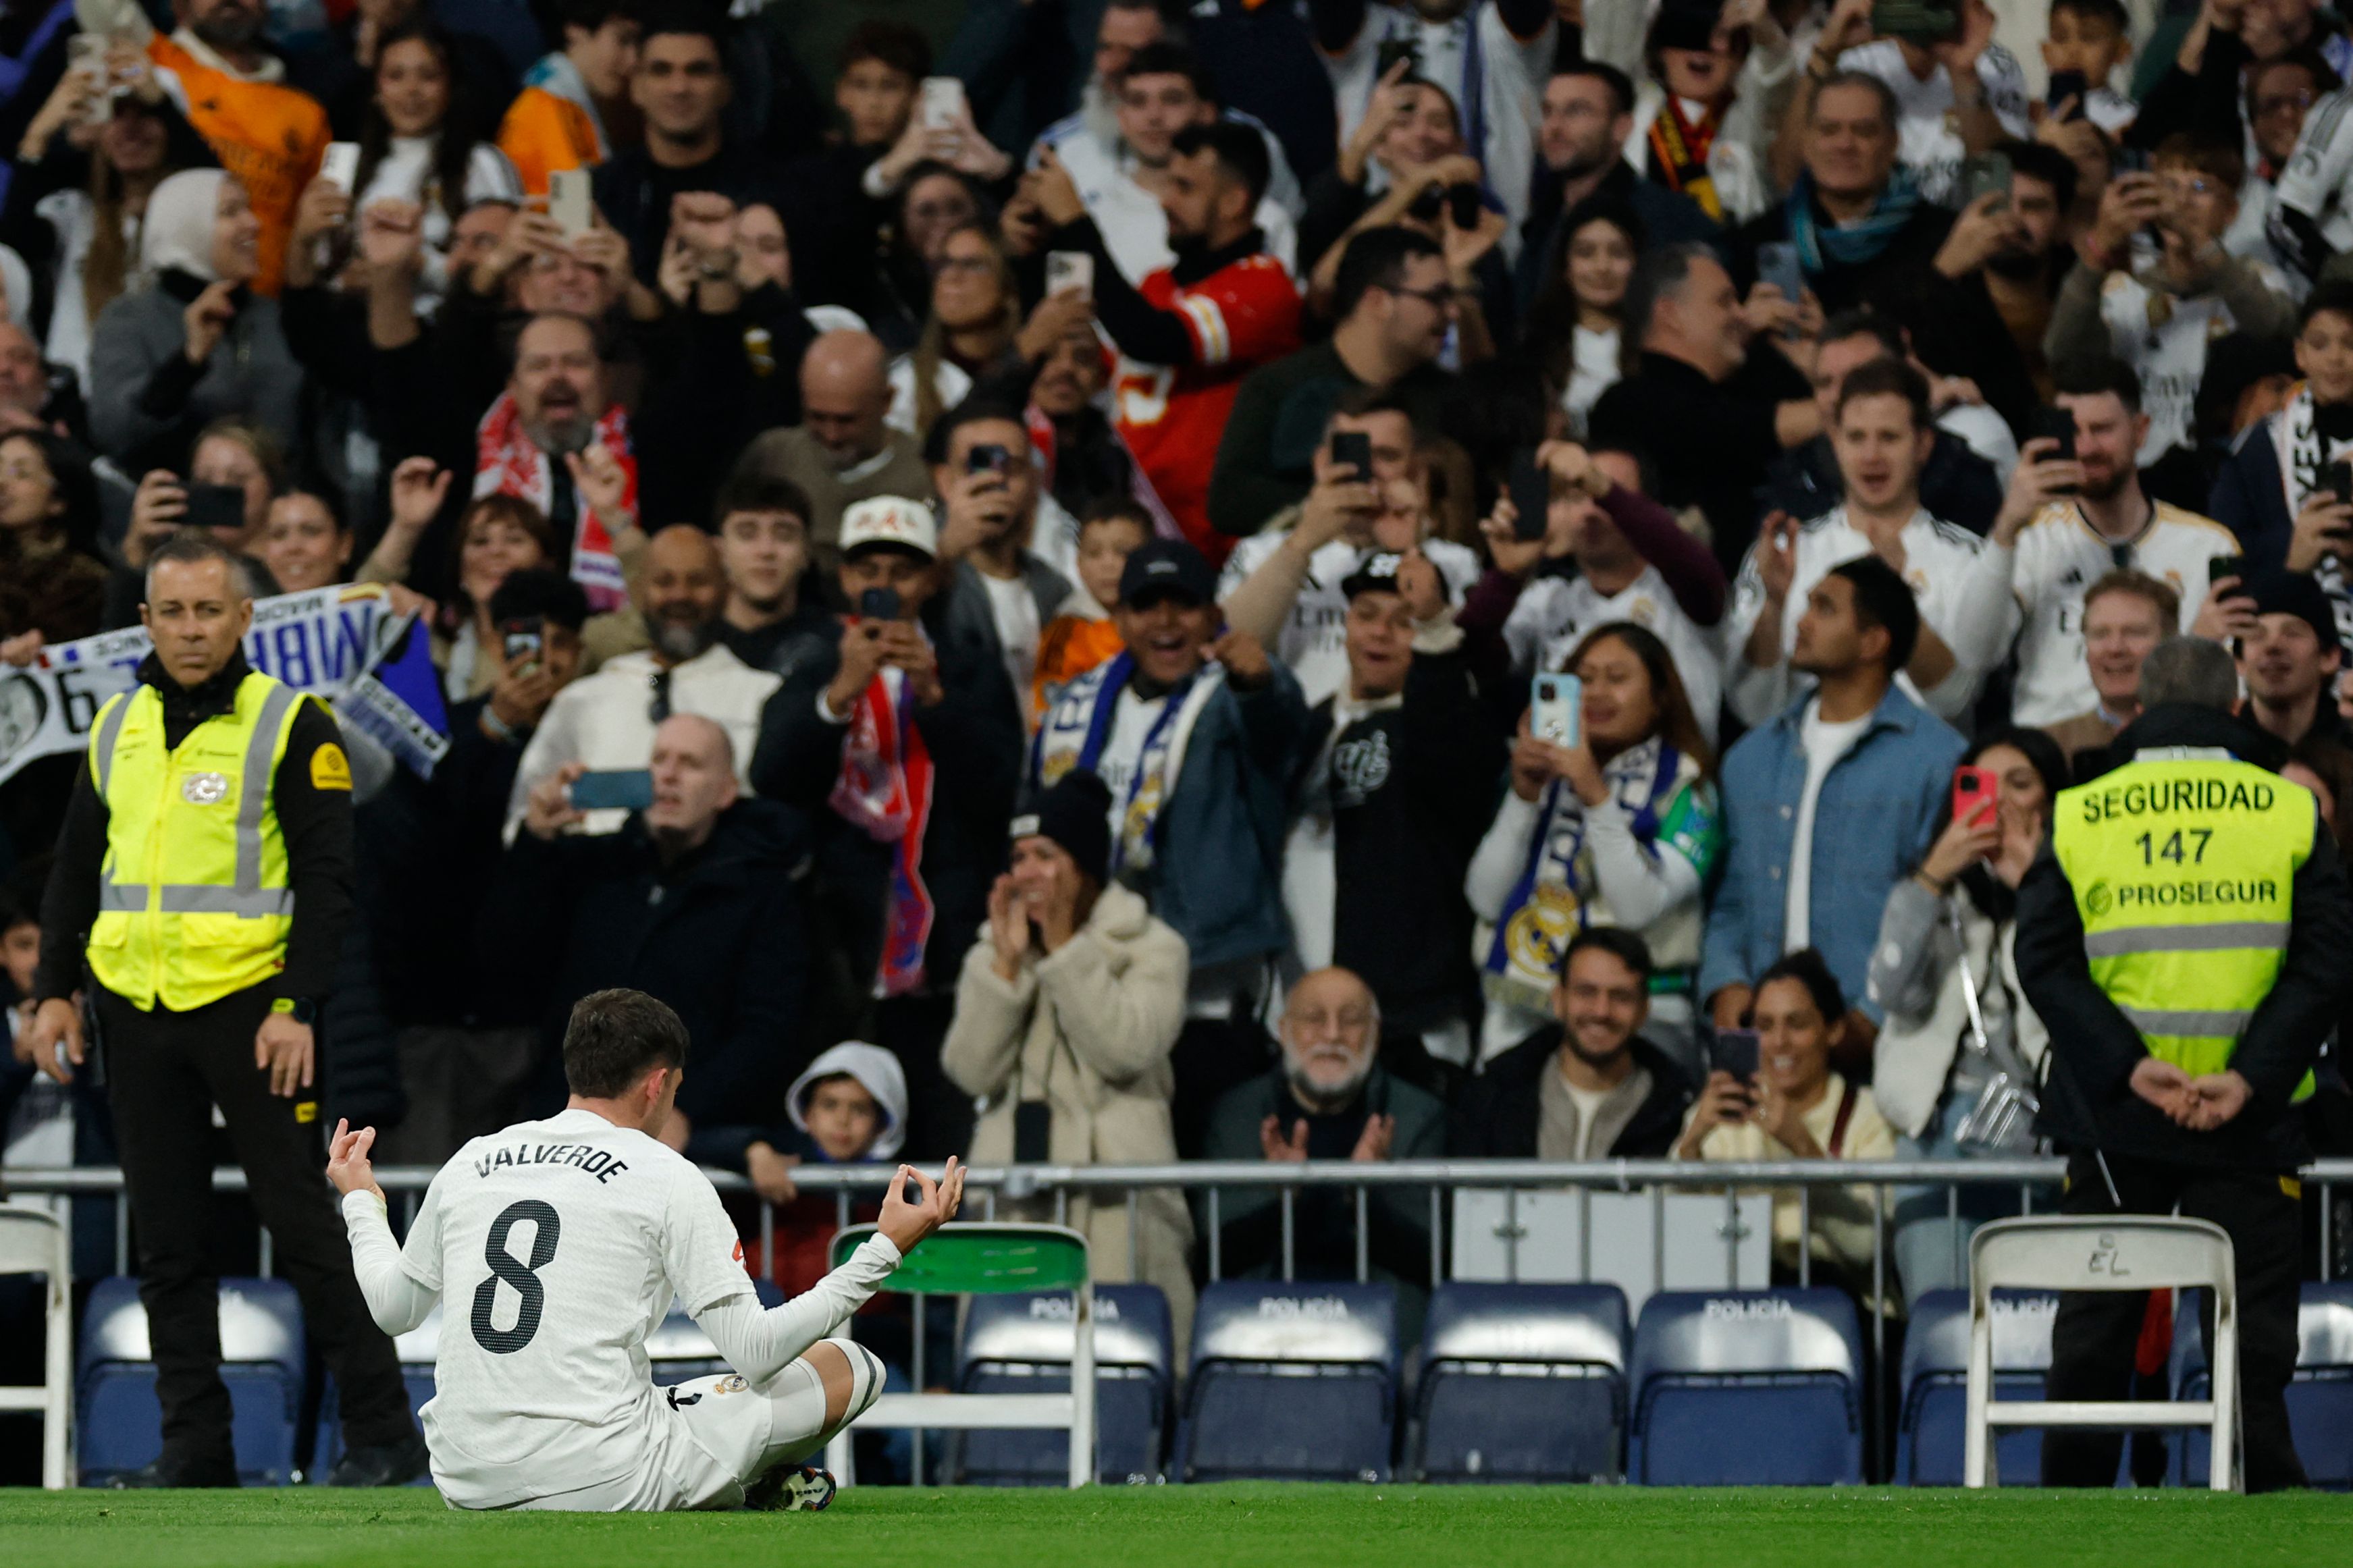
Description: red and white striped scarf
xmin=473 ymin=391 xmax=634 ymax=610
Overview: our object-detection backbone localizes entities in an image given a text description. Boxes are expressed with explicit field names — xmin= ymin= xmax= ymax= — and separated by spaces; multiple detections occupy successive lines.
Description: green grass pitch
xmin=0 ymin=1485 xmax=2346 ymax=1568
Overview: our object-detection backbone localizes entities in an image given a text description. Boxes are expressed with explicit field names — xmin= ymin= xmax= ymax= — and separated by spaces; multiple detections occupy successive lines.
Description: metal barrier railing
xmin=6 ymin=1157 xmax=2347 ymax=1484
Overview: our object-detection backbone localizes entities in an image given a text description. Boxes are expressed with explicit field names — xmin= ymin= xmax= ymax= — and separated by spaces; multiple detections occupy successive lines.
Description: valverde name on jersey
xmin=472 ymin=1139 xmax=635 ymax=1184
xmin=2076 ymin=776 xmax=2278 ymax=822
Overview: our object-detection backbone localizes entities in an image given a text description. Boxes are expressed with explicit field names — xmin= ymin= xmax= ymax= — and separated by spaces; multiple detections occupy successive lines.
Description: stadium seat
xmin=2173 ymin=1283 xmax=2353 ymax=1488
xmin=949 ymin=1285 xmax=1173 ymax=1485
xmin=1178 ymin=1281 xmax=1398 ymax=1483
xmin=1897 ymin=1288 xmax=2056 ymax=1486
xmin=1411 ymin=1282 xmax=1627 ymax=1483
xmin=76 ymin=1276 xmax=305 ymax=1486
xmin=1627 ymin=1289 xmax=1863 ymax=1485
xmin=313 ymin=1306 xmax=443 ymax=1482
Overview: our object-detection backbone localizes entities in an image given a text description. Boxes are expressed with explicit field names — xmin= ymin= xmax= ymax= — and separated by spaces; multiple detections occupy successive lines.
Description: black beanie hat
xmin=1011 ymin=769 xmax=1114 ymax=884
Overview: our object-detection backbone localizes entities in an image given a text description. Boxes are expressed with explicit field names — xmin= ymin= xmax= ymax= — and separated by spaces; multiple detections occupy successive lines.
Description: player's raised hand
xmin=327 ymin=1118 xmax=386 ymax=1204
xmin=877 ymin=1157 xmax=964 ymax=1253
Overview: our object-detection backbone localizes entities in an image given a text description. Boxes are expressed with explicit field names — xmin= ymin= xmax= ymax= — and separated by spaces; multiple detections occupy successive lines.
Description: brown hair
xmin=2082 ymin=567 xmax=2180 ymax=630
xmin=1560 ymin=620 xmax=1715 ymax=782
xmin=912 ymin=223 xmax=1020 ymax=436
xmin=446 ymin=492 xmax=558 ymax=622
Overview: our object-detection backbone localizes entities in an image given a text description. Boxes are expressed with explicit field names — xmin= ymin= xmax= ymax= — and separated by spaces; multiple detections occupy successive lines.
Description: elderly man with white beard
xmin=1196 ymin=967 xmax=1446 ymax=1323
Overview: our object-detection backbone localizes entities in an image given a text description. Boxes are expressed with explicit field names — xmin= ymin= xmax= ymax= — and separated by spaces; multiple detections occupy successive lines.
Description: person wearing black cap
xmin=941 ymin=769 xmax=1198 ymax=1344
xmin=1279 ymin=548 xmax=1502 ymax=1092
xmin=1030 ymin=537 xmax=1313 ymax=1152
xmin=2238 ymin=566 xmax=2348 ymax=751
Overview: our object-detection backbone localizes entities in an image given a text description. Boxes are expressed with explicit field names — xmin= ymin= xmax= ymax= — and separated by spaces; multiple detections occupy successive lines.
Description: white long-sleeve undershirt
xmin=340 ymin=1190 xmax=905 ymax=1388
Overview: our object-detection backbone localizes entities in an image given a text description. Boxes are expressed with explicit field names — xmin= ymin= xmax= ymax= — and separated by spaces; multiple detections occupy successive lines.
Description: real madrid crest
xmin=182 ymin=771 xmax=230 ymax=805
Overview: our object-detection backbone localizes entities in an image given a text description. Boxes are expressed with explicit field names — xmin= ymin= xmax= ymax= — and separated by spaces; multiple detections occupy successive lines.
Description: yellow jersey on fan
xmin=1988 ymin=499 xmax=2239 ymax=729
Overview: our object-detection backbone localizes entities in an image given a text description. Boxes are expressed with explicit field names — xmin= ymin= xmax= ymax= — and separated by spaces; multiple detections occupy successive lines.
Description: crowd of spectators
xmin=6 ymin=0 xmax=2353 ymax=1347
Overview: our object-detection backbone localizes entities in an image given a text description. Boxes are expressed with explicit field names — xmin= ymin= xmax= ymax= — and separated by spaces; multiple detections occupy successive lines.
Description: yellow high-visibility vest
xmin=86 ymin=673 xmax=304 ymax=1011
xmin=2051 ymin=748 xmax=2316 ymax=1099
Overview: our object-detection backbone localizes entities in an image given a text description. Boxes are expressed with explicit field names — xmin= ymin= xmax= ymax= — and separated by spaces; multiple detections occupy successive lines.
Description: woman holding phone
xmin=1673 ymin=948 xmax=1897 ymax=1301
xmin=1868 ymin=728 xmax=2065 ymax=1305
xmin=1464 ymin=621 xmax=1720 ymax=1074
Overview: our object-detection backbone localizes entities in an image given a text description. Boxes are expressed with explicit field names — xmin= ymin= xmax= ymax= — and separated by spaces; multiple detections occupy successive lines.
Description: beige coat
xmin=941 ymin=882 xmax=1196 ymax=1349
xmin=1678 ymin=1072 xmax=1898 ymax=1294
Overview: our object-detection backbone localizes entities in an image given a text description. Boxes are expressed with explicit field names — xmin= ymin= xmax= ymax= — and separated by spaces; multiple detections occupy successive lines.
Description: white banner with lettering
xmin=0 ymin=584 xmax=449 ymax=788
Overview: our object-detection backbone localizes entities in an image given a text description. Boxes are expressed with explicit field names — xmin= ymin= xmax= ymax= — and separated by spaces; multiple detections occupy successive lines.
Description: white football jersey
xmin=1501 ymin=565 xmax=1722 ymax=745
xmin=1217 ymin=532 xmax=1481 ymax=704
xmin=1723 ymin=506 xmax=1988 ymax=726
xmin=1837 ymin=40 xmax=2030 ymax=208
xmin=394 ymin=1109 xmax=756 ymax=1505
xmin=2097 ymin=271 xmax=2292 ymax=466
xmin=1994 ymin=499 xmax=2236 ymax=728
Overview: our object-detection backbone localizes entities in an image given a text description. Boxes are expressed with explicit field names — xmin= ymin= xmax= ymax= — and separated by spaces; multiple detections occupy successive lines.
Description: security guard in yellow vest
xmin=22 ymin=533 xmax=423 ymax=1488
xmin=2017 ymin=634 xmax=2353 ymax=1493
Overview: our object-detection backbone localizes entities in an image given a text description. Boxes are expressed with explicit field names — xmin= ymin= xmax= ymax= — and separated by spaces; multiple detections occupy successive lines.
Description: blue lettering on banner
xmin=271 ymin=622 xmax=315 ymax=688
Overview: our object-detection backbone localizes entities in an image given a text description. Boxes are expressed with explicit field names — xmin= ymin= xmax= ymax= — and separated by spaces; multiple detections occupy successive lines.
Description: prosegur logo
xmin=2086 ymin=880 xmax=2113 ymax=917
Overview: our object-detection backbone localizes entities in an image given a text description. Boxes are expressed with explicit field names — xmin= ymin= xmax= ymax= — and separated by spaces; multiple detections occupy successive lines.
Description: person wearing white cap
xmin=754 ymin=495 xmax=1028 ymax=1158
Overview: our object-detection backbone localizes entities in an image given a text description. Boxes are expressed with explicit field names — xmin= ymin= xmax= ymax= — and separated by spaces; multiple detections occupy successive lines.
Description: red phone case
xmin=1952 ymin=765 xmax=1998 ymax=826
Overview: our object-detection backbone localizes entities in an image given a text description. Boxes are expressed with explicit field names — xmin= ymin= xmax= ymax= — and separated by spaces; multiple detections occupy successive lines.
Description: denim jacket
xmin=1698 ymin=682 xmax=1966 ymax=1021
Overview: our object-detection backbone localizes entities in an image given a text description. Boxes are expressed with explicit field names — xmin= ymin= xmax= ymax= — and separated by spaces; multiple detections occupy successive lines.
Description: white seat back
xmin=1969 ymin=1216 xmax=2236 ymax=1297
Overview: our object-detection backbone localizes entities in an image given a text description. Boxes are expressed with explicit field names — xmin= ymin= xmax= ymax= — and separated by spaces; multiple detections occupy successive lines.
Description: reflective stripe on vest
xmin=86 ymin=675 xmax=305 ymax=1011
xmin=2051 ymin=754 xmax=2317 ymax=1099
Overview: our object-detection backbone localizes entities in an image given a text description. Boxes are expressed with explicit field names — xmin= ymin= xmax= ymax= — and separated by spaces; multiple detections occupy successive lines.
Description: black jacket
xmin=750 ymin=586 xmax=1026 ymax=997
xmin=483 ymin=799 xmax=812 ymax=1131
xmin=1293 ymin=645 xmax=1501 ymax=1033
xmin=1452 ymin=1027 xmax=1697 ymax=1159
xmin=1760 ymin=427 xmax=2006 ymax=535
xmin=356 ymin=695 xmax=539 ymax=1029
xmin=34 ymin=652 xmax=352 ymax=1008
xmin=2015 ymin=703 xmax=2353 ymax=1170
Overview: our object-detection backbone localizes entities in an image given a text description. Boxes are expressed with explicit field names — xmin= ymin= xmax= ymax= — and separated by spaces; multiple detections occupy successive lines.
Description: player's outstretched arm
xmin=330 ymin=1118 xmax=440 ymax=1335
xmin=697 ymin=1159 xmax=966 ymax=1388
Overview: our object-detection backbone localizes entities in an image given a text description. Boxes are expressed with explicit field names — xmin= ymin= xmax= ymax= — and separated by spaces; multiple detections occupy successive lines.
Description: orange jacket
xmin=497 ymin=84 xmax=604 ymax=197
xmin=147 ymin=34 xmax=327 ymax=296
xmin=1030 ymin=613 xmax=1126 ymax=727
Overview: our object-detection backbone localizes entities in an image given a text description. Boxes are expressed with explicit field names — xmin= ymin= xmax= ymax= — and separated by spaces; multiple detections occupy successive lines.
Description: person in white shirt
xmin=1726 ymin=358 xmax=1990 ymax=726
xmin=1217 ymin=395 xmax=1481 ymax=703
xmin=508 ymin=527 xmax=783 ymax=836
xmin=2225 ymin=49 xmax=2335 ymax=292
xmin=2048 ymin=140 xmax=2296 ymax=480
xmin=1031 ymin=41 xmax=1299 ymax=286
xmin=1820 ymin=0 xmax=2030 ymax=207
xmin=1487 ymin=440 xmax=1728 ymax=745
xmin=316 ymin=24 xmax=526 ymax=308
xmin=330 ymin=986 xmax=966 ymax=1511
xmin=1621 ymin=0 xmax=1797 ymax=225
xmin=1949 ymin=358 xmax=2242 ymax=729
xmin=1313 ymin=0 xmax=1556 ymax=264
xmin=928 ymin=402 xmax=1078 ymax=720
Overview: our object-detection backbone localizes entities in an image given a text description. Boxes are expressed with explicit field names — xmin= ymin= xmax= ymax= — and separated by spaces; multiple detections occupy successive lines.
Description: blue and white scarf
xmin=1480 ymin=737 xmax=1686 ymax=1009
xmin=1031 ymin=651 xmax=1223 ymax=874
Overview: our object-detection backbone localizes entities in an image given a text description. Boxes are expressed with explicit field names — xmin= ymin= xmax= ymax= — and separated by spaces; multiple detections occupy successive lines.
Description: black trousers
xmin=95 ymin=985 xmax=413 ymax=1465
xmin=2042 ymin=1149 xmax=2308 ymax=1492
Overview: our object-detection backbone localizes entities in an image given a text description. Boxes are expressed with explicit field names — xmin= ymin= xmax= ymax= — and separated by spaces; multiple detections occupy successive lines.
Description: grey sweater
xmin=88 ymin=275 xmax=305 ymax=472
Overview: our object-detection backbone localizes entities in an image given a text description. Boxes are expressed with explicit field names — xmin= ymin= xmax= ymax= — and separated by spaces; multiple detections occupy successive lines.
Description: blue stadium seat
xmin=1412 ymin=1282 xmax=1627 ymax=1483
xmin=2173 ymin=1283 xmax=2353 ymax=1488
xmin=313 ymin=1306 xmax=443 ymax=1482
xmin=1178 ymin=1282 xmax=1398 ymax=1483
xmin=949 ymin=1285 xmax=1174 ymax=1486
xmin=76 ymin=1276 xmax=305 ymax=1486
xmin=1627 ymin=1289 xmax=1863 ymax=1485
xmin=1896 ymin=1288 xmax=2056 ymax=1486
